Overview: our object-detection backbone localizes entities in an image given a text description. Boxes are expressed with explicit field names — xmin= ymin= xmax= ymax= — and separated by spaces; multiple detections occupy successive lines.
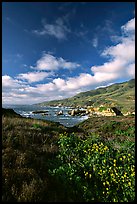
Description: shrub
xmin=32 ymin=123 xmax=42 ymax=129
xmin=49 ymin=133 xmax=135 ymax=202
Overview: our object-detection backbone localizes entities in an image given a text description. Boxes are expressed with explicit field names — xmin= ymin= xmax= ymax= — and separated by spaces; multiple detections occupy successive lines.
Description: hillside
xmin=2 ymin=108 xmax=23 ymax=118
xmin=36 ymin=79 xmax=135 ymax=113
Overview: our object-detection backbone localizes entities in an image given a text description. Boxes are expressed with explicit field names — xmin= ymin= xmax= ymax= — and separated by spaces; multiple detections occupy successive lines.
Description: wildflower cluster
xmin=49 ymin=133 xmax=135 ymax=202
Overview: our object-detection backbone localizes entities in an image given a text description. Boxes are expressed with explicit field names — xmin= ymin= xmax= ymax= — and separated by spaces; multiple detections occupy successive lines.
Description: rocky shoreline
xmin=31 ymin=105 xmax=135 ymax=117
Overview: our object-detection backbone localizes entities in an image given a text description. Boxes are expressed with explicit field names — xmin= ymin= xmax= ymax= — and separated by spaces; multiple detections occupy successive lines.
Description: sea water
xmin=2 ymin=104 xmax=88 ymax=127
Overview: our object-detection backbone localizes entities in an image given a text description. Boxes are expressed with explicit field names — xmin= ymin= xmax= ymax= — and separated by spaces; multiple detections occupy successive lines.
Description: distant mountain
xmin=36 ymin=79 xmax=135 ymax=113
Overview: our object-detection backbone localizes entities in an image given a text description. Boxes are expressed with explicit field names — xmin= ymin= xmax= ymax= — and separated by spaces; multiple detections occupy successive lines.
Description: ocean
xmin=2 ymin=104 xmax=89 ymax=127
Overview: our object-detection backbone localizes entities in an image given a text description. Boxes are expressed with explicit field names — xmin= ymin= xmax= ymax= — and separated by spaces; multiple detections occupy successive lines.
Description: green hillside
xmin=36 ymin=79 xmax=135 ymax=113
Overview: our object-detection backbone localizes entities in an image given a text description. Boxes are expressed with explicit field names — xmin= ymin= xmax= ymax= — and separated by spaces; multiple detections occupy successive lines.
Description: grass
xmin=2 ymin=109 xmax=135 ymax=202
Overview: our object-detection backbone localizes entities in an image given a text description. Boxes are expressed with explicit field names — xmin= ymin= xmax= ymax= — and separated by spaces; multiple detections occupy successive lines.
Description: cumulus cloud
xmin=32 ymin=18 xmax=70 ymax=40
xmin=2 ymin=17 xmax=135 ymax=105
xmin=63 ymin=73 xmax=94 ymax=91
xmin=17 ymin=71 xmax=53 ymax=83
xmin=2 ymin=75 xmax=27 ymax=92
xmin=91 ymin=17 xmax=135 ymax=83
xmin=102 ymin=39 xmax=134 ymax=62
xmin=31 ymin=53 xmax=80 ymax=71
xmin=121 ymin=18 xmax=135 ymax=34
xmin=2 ymin=75 xmax=30 ymax=104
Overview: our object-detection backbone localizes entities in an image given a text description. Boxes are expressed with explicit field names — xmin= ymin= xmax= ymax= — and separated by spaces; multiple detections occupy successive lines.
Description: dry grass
xmin=2 ymin=115 xmax=68 ymax=202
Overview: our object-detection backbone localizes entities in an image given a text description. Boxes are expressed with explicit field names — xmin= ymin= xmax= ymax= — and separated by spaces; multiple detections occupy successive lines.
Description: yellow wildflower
xmin=106 ymin=181 xmax=109 ymax=185
xmin=85 ymin=172 xmax=88 ymax=176
xmin=104 ymin=146 xmax=108 ymax=151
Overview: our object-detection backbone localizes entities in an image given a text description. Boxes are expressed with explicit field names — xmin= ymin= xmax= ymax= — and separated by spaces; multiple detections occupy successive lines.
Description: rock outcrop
xmin=68 ymin=109 xmax=87 ymax=116
xmin=85 ymin=106 xmax=123 ymax=117
xmin=32 ymin=110 xmax=49 ymax=114
xmin=123 ymin=111 xmax=135 ymax=116
xmin=56 ymin=110 xmax=63 ymax=116
xmin=111 ymin=107 xmax=123 ymax=116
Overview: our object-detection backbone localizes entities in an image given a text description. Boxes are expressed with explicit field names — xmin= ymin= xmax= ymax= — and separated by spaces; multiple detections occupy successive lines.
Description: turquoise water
xmin=2 ymin=104 xmax=88 ymax=127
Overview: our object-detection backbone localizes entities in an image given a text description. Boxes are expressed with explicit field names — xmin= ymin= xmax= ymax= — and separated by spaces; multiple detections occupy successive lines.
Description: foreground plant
xmin=49 ymin=133 xmax=135 ymax=202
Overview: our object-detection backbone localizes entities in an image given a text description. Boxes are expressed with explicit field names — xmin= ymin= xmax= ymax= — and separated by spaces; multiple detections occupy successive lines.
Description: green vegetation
xmin=2 ymin=108 xmax=22 ymax=118
xmin=2 ymin=108 xmax=135 ymax=202
xmin=98 ymin=106 xmax=107 ymax=112
xmin=50 ymin=133 xmax=135 ymax=202
xmin=37 ymin=79 xmax=135 ymax=113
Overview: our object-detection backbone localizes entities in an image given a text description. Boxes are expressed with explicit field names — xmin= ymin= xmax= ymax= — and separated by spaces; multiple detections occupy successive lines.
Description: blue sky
xmin=2 ymin=2 xmax=135 ymax=105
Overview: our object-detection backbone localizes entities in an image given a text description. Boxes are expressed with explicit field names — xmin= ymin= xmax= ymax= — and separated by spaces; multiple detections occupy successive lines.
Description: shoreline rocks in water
xmin=41 ymin=113 xmax=50 ymax=116
xmin=56 ymin=110 xmax=63 ymax=116
xmin=68 ymin=109 xmax=87 ymax=116
xmin=67 ymin=105 xmax=126 ymax=117
xmin=32 ymin=110 xmax=49 ymax=114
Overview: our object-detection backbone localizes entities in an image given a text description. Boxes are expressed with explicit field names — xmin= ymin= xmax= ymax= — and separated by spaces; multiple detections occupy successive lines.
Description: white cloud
xmin=121 ymin=18 xmax=135 ymax=34
xmin=32 ymin=18 xmax=70 ymax=40
xmin=17 ymin=71 xmax=53 ymax=83
xmin=95 ymin=82 xmax=115 ymax=90
xmin=2 ymin=75 xmax=27 ymax=91
xmin=127 ymin=63 xmax=135 ymax=78
xmin=53 ymin=78 xmax=66 ymax=89
xmin=64 ymin=73 xmax=94 ymax=91
xmin=102 ymin=38 xmax=135 ymax=62
xmin=94 ymin=58 xmax=118 ymax=71
xmin=31 ymin=53 xmax=80 ymax=71
xmin=2 ymin=75 xmax=30 ymax=104
xmin=2 ymin=17 xmax=135 ymax=105
xmin=91 ymin=17 xmax=135 ymax=83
